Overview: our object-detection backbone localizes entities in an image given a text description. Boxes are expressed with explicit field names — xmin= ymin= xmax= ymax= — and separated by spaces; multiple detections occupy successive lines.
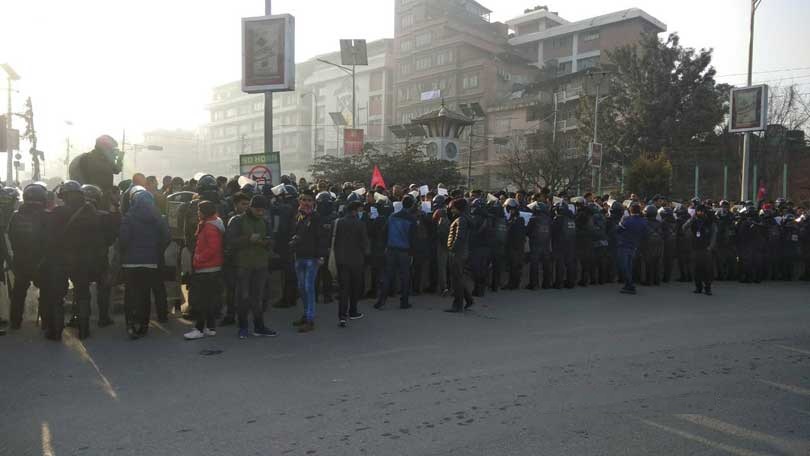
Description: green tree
xmin=624 ymin=154 xmax=672 ymax=199
xmin=309 ymin=143 xmax=463 ymax=188
xmin=577 ymin=33 xmax=730 ymax=175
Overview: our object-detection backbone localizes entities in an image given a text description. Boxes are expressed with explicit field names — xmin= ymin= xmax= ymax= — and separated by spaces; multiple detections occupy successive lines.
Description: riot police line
xmin=0 ymin=171 xmax=808 ymax=340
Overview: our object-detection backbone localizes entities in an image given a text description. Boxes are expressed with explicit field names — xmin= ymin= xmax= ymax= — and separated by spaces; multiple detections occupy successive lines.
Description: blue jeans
xmin=295 ymin=258 xmax=319 ymax=320
xmin=617 ymin=247 xmax=636 ymax=290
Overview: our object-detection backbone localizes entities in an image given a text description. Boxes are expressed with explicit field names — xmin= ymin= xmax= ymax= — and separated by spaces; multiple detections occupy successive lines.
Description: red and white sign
xmin=343 ymin=128 xmax=364 ymax=156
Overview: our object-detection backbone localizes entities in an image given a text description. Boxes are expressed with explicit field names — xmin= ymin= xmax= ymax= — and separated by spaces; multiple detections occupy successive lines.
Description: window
xmin=435 ymin=51 xmax=449 ymax=66
xmin=239 ymin=123 xmax=251 ymax=134
xmin=400 ymin=62 xmax=411 ymax=75
xmin=462 ymin=74 xmax=479 ymax=90
xmin=578 ymin=56 xmax=600 ymax=71
xmin=253 ymin=101 xmax=263 ymax=112
xmin=552 ymin=37 xmax=570 ymax=48
xmin=213 ymin=110 xmax=224 ymax=121
xmin=415 ymin=33 xmax=431 ymax=48
xmin=415 ymin=57 xmax=431 ymax=70
xmin=497 ymin=68 xmax=512 ymax=81
xmin=401 ymin=14 xmax=414 ymax=28
xmin=400 ymin=40 xmax=413 ymax=52
xmin=369 ymin=95 xmax=383 ymax=116
xmin=583 ymin=32 xmax=600 ymax=42
xmin=558 ymin=61 xmax=572 ymax=74
xmin=370 ymin=71 xmax=383 ymax=91
xmin=495 ymin=117 xmax=511 ymax=133
xmin=367 ymin=120 xmax=383 ymax=138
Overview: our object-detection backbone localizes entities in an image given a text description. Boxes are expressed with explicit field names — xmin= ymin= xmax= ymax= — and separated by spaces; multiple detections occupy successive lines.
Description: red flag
xmin=757 ymin=181 xmax=767 ymax=201
xmin=371 ymin=165 xmax=387 ymax=190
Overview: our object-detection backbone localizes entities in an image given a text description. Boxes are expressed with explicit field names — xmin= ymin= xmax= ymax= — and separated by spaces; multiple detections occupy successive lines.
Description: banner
xmin=343 ymin=128 xmax=364 ymax=156
xmin=242 ymin=14 xmax=296 ymax=93
xmin=239 ymin=152 xmax=281 ymax=189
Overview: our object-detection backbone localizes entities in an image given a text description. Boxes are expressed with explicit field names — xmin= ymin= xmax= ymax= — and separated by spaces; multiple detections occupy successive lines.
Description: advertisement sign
xmin=239 ymin=152 xmax=281 ymax=189
xmin=729 ymin=85 xmax=768 ymax=133
xmin=242 ymin=14 xmax=295 ymax=93
xmin=343 ymin=128 xmax=364 ymax=156
xmin=589 ymin=142 xmax=603 ymax=168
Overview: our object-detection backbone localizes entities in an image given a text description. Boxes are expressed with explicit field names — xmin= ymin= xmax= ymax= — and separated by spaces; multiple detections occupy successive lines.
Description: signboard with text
xmin=239 ymin=152 xmax=281 ymax=189
xmin=729 ymin=85 xmax=768 ymax=133
xmin=589 ymin=142 xmax=603 ymax=168
xmin=343 ymin=128 xmax=364 ymax=156
xmin=242 ymin=14 xmax=295 ymax=93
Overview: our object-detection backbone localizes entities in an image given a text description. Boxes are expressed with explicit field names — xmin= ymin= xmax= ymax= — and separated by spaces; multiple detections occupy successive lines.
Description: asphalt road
xmin=1 ymin=281 xmax=810 ymax=456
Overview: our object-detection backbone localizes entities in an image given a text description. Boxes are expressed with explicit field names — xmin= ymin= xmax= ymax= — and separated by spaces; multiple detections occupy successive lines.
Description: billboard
xmin=239 ymin=152 xmax=281 ymax=189
xmin=343 ymin=128 xmax=364 ymax=156
xmin=729 ymin=85 xmax=768 ymax=133
xmin=242 ymin=14 xmax=295 ymax=93
xmin=589 ymin=142 xmax=603 ymax=168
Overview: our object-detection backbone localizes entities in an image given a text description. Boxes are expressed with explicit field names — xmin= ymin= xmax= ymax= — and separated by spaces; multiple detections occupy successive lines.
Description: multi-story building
xmin=123 ymin=128 xmax=202 ymax=180
xmin=393 ymin=0 xmax=538 ymax=186
xmin=206 ymin=40 xmax=395 ymax=178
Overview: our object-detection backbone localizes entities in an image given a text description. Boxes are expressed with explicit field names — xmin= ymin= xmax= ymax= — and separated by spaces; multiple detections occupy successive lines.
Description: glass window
xmin=369 ymin=95 xmax=383 ymax=116
xmin=370 ymin=71 xmax=384 ymax=91
xmin=462 ymin=74 xmax=479 ymax=90
xmin=225 ymin=108 xmax=237 ymax=118
xmin=558 ymin=61 xmax=572 ymax=74
xmin=415 ymin=33 xmax=431 ymax=48
xmin=415 ymin=57 xmax=431 ymax=70
xmin=253 ymin=101 xmax=263 ymax=112
xmin=401 ymin=14 xmax=414 ymax=28
xmin=578 ymin=56 xmax=600 ymax=71
xmin=400 ymin=40 xmax=413 ymax=52
xmin=583 ymin=32 xmax=600 ymax=42
xmin=400 ymin=62 xmax=411 ymax=75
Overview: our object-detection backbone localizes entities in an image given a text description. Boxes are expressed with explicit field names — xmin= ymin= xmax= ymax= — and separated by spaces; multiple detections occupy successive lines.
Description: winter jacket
xmin=334 ymin=214 xmax=370 ymax=266
xmin=119 ymin=191 xmax=170 ymax=266
xmin=47 ymin=202 xmax=101 ymax=268
xmin=291 ymin=211 xmax=330 ymax=260
xmin=226 ymin=212 xmax=271 ymax=269
xmin=447 ymin=211 xmax=471 ymax=258
xmin=617 ymin=215 xmax=648 ymax=250
xmin=8 ymin=204 xmax=48 ymax=273
xmin=385 ymin=210 xmax=416 ymax=253
xmin=193 ymin=216 xmax=225 ymax=272
xmin=683 ymin=216 xmax=717 ymax=251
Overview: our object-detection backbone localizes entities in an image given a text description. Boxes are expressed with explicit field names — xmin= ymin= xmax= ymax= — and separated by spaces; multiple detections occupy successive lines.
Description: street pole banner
xmin=239 ymin=152 xmax=281 ymax=190
xmin=589 ymin=142 xmax=603 ymax=168
xmin=343 ymin=128 xmax=364 ymax=156
xmin=729 ymin=85 xmax=769 ymax=133
xmin=242 ymin=14 xmax=296 ymax=93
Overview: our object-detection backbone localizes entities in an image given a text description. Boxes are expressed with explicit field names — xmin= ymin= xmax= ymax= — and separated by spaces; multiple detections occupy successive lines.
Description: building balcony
xmin=554 ymin=87 xmax=583 ymax=103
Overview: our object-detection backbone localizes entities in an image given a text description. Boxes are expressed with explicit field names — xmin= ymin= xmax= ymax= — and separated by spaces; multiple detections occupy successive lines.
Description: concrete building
xmin=123 ymin=128 xmax=202 ymax=180
xmin=393 ymin=0 xmax=538 ymax=186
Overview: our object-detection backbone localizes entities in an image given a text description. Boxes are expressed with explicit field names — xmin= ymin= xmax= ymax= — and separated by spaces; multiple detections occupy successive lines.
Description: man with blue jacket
xmin=617 ymin=202 xmax=649 ymax=295
xmin=374 ymin=194 xmax=417 ymax=310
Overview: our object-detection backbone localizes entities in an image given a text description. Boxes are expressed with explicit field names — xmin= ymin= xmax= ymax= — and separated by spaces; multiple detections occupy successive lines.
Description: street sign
xmin=589 ymin=142 xmax=603 ymax=168
xmin=343 ymin=129 xmax=364 ymax=156
xmin=730 ymin=85 xmax=768 ymax=133
xmin=239 ymin=152 xmax=281 ymax=189
xmin=242 ymin=14 xmax=295 ymax=93
xmin=339 ymin=39 xmax=368 ymax=66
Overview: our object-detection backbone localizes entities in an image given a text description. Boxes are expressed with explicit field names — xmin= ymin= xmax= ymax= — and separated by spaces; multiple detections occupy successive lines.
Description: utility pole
xmin=467 ymin=119 xmax=475 ymax=189
xmin=2 ymin=64 xmax=20 ymax=184
xmin=741 ymin=0 xmax=762 ymax=201
xmin=264 ymin=0 xmax=274 ymax=156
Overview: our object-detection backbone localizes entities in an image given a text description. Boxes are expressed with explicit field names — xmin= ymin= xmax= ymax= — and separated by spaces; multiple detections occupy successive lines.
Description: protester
xmin=374 ymin=194 xmax=416 ymax=310
xmin=332 ymin=201 xmax=369 ymax=327
xmin=616 ymin=202 xmax=648 ymax=295
xmin=445 ymin=197 xmax=473 ymax=312
xmin=291 ymin=190 xmax=329 ymax=333
xmin=184 ymin=200 xmax=225 ymax=340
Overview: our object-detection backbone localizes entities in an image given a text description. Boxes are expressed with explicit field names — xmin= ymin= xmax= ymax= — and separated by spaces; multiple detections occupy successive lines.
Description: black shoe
xmin=373 ymin=301 xmax=384 ymax=310
xmin=704 ymin=289 xmax=713 ymax=296
xmin=349 ymin=312 xmax=364 ymax=320
xmin=444 ymin=308 xmax=463 ymax=313
xmin=693 ymin=289 xmax=703 ymax=294
xmin=220 ymin=316 xmax=236 ymax=326
xmin=339 ymin=319 xmax=347 ymax=328
xmin=464 ymin=299 xmax=474 ymax=310
xmin=620 ymin=287 xmax=636 ymax=295
xmin=127 ymin=326 xmax=140 ymax=340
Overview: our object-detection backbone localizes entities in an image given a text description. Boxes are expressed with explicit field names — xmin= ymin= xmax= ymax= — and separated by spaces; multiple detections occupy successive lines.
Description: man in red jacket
xmin=185 ymin=200 xmax=225 ymax=340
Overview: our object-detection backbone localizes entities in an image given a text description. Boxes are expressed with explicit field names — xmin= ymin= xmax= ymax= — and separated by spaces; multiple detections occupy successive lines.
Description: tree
xmin=309 ymin=144 xmax=464 ymax=188
xmin=577 ymin=33 xmax=730 ymax=166
xmin=497 ymin=129 xmax=591 ymax=194
xmin=624 ymin=154 xmax=672 ymax=200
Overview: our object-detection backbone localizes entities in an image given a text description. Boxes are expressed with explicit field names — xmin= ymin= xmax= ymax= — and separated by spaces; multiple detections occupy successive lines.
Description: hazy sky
xmin=3 ymin=0 xmax=810 ymax=179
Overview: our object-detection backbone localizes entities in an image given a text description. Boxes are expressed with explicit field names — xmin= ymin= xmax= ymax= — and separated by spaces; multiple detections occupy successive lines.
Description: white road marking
xmin=41 ymin=421 xmax=55 ymax=456
xmin=758 ymin=379 xmax=810 ymax=397
xmin=640 ymin=418 xmax=769 ymax=456
xmin=63 ymin=333 xmax=119 ymax=400
xmin=773 ymin=344 xmax=810 ymax=356
xmin=677 ymin=414 xmax=810 ymax=456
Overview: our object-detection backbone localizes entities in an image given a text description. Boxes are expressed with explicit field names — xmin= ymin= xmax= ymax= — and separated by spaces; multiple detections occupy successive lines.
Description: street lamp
xmin=587 ymin=68 xmax=610 ymax=195
xmin=2 ymin=63 xmax=20 ymax=184
xmin=741 ymin=0 xmax=764 ymax=201
xmin=316 ymin=39 xmax=368 ymax=130
xmin=459 ymin=102 xmax=486 ymax=189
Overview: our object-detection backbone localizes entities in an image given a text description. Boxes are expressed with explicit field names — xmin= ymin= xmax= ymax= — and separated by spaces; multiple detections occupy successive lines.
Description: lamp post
xmin=2 ymin=63 xmax=20 ymax=184
xmin=587 ymin=68 xmax=610 ymax=195
xmin=317 ymin=58 xmax=356 ymax=129
xmin=741 ymin=0 xmax=763 ymax=201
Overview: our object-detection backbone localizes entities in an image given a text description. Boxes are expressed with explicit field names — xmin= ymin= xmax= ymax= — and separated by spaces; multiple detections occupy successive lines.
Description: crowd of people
xmin=1 ymin=143 xmax=809 ymax=341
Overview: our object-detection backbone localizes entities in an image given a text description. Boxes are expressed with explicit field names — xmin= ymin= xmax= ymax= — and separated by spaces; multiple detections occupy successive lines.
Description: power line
xmin=716 ymin=66 xmax=810 ymax=78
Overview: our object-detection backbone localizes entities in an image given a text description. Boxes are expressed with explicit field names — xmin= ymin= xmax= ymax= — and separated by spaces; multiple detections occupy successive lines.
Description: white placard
xmin=393 ymin=202 xmax=403 ymax=213
xmin=370 ymin=207 xmax=379 ymax=220
xmin=437 ymin=188 xmax=448 ymax=196
xmin=419 ymin=185 xmax=429 ymax=196
xmin=519 ymin=211 xmax=532 ymax=225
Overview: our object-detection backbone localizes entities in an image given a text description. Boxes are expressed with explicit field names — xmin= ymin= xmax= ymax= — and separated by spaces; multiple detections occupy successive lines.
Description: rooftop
xmin=509 ymin=7 xmax=666 ymax=46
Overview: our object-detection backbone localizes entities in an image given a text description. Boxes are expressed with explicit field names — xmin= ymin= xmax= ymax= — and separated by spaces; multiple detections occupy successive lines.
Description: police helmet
xmin=644 ymin=204 xmax=657 ymax=218
xmin=658 ymin=206 xmax=674 ymax=218
xmin=57 ymin=180 xmax=83 ymax=199
xmin=346 ymin=192 xmax=362 ymax=204
xmin=81 ymin=184 xmax=103 ymax=206
xmin=432 ymin=194 xmax=447 ymax=209
xmin=503 ymin=198 xmax=519 ymax=210
xmin=719 ymin=200 xmax=730 ymax=208
xmin=690 ymin=198 xmax=700 ymax=206
xmin=471 ymin=198 xmax=485 ymax=210
xmin=283 ymin=184 xmax=299 ymax=199
xmin=571 ymin=196 xmax=586 ymax=205
xmin=609 ymin=201 xmax=624 ymax=215
xmin=783 ymin=213 xmax=796 ymax=223
xmin=23 ymin=183 xmax=48 ymax=204
xmin=775 ymin=198 xmax=786 ymax=208
xmin=196 ymin=174 xmax=219 ymax=193
xmin=316 ymin=191 xmax=335 ymax=203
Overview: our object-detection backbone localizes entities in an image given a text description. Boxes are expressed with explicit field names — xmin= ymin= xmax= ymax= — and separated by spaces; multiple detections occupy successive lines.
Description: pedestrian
xmin=374 ymin=194 xmax=417 ymax=310
xmin=616 ymin=202 xmax=648 ymax=295
xmin=291 ymin=190 xmax=330 ymax=333
xmin=184 ymin=201 xmax=225 ymax=340
xmin=332 ymin=201 xmax=369 ymax=327
xmin=445 ymin=197 xmax=473 ymax=313
xmin=226 ymin=194 xmax=276 ymax=339
xmin=119 ymin=187 xmax=170 ymax=339
xmin=683 ymin=205 xmax=717 ymax=295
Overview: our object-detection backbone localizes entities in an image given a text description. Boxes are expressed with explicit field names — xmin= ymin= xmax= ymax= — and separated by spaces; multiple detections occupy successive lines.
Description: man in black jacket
xmin=683 ymin=205 xmax=717 ymax=295
xmin=445 ymin=198 xmax=473 ymax=313
xmin=291 ymin=190 xmax=330 ymax=333
xmin=333 ymin=201 xmax=370 ymax=327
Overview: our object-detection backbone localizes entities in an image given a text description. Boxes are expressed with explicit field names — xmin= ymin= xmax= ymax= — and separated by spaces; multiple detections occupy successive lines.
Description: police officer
xmin=468 ymin=198 xmax=491 ymax=297
xmin=7 ymin=183 xmax=48 ymax=330
xmin=659 ymin=206 xmax=677 ymax=283
xmin=674 ymin=205 xmax=693 ymax=282
xmin=683 ymin=205 xmax=716 ymax=295
xmin=573 ymin=197 xmax=594 ymax=287
xmin=430 ymin=194 xmax=451 ymax=295
xmin=273 ymin=184 xmax=300 ymax=308
xmin=82 ymin=184 xmax=120 ymax=327
xmin=761 ymin=207 xmax=782 ymax=280
xmin=526 ymin=201 xmax=553 ymax=289
xmin=589 ymin=203 xmax=610 ymax=285
xmin=503 ymin=198 xmax=526 ymax=290
xmin=714 ymin=200 xmax=736 ymax=281
xmin=780 ymin=213 xmax=801 ymax=280
xmin=551 ymin=202 xmax=577 ymax=289
xmin=641 ymin=204 xmax=663 ymax=286
xmin=315 ymin=191 xmax=338 ymax=303
xmin=42 ymin=181 xmax=100 ymax=340
xmin=488 ymin=199 xmax=507 ymax=293
xmin=605 ymin=201 xmax=624 ymax=283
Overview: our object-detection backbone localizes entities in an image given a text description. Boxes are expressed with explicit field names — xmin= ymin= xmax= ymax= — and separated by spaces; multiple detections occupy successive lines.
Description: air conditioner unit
xmin=424 ymin=137 xmax=462 ymax=161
